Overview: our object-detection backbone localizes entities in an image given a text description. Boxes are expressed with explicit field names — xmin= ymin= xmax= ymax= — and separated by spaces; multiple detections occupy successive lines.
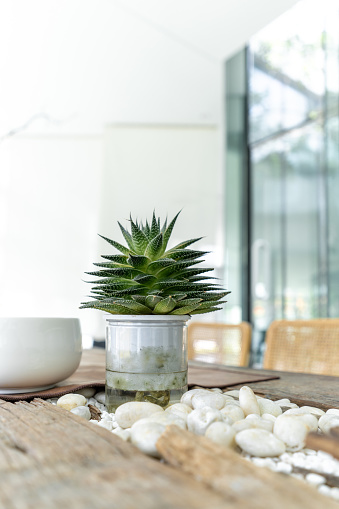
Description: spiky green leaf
xmin=162 ymin=211 xmax=181 ymax=252
xmin=130 ymin=218 xmax=149 ymax=253
xmin=118 ymin=222 xmax=135 ymax=251
xmin=169 ymin=237 xmax=203 ymax=250
xmin=145 ymin=295 xmax=162 ymax=309
xmin=175 ymin=268 xmax=214 ymax=280
xmin=131 ymin=295 xmax=147 ymax=305
xmin=168 ymin=249 xmax=208 ymax=261
xmin=81 ymin=211 xmax=229 ymax=315
xmin=127 ymin=254 xmax=149 ymax=270
xmin=147 ymin=259 xmax=176 ymax=274
xmin=101 ymin=255 xmax=128 ymax=264
xmin=93 ymin=262 xmax=129 ymax=269
xmin=150 ymin=211 xmax=160 ymax=237
xmin=110 ymin=299 xmax=153 ymax=314
xmin=134 ymin=274 xmax=158 ymax=285
xmin=153 ymin=297 xmax=176 ymax=314
xmin=190 ymin=306 xmax=223 ymax=315
xmin=98 ymin=234 xmax=130 ymax=255
xmin=170 ymin=303 xmax=201 ymax=314
xmin=144 ymin=233 xmax=163 ymax=260
xmin=174 ymin=298 xmax=202 ymax=307
xmin=156 ymin=259 xmax=202 ymax=278
xmin=86 ymin=268 xmax=140 ymax=278
xmin=143 ymin=220 xmax=151 ymax=239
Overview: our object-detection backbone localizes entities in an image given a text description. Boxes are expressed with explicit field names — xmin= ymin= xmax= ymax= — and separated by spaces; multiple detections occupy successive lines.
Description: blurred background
xmin=1 ymin=0 xmax=338 ymax=361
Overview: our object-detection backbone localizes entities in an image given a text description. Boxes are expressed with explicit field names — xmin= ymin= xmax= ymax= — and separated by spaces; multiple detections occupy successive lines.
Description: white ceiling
xmin=115 ymin=0 xmax=300 ymax=60
xmin=0 ymin=0 xmax=300 ymax=135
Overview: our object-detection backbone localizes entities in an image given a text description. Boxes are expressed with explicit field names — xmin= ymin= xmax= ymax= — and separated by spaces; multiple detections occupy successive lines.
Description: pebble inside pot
xmin=80 ymin=211 xmax=230 ymax=412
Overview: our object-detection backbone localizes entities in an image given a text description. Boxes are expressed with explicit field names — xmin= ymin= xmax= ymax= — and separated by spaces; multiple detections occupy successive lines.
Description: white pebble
xmin=299 ymin=406 xmax=325 ymax=417
xmin=165 ymin=403 xmax=192 ymax=416
xmin=100 ymin=411 xmax=113 ymax=421
xmin=180 ymin=389 xmax=209 ymax=408
xmin=330 ymin=487 xmax=339 ymax=501
xmin=187 ymin=407 xmax=222 ymax=435
xmin=326 ymin=409 xmax=339 ymax=416
xmin=76 ymin=387 xmax=96 ymax=398
xmin=205 ymin=421 xmax=236 ymax=447
xmin=94 ymin=391 xmax=106 ymax=404
xmin=223 ymin=390 xmax=239 ymax=399
xmin=318 ymin=485 xmax=332 ymax=496
xmin=115 ymin=402 xmax=163 ymax=429
xmin=304 ymin=448 xmax=317 ymax=455
xmin=246 ymin=413 xmax=261 ymax=420
xmin=275 ymin=461 xmax=293 ymax=473
xmin=224 ymin=399 xmax=241 ymax=407
xmin=235 ymin=429 xmax=286 ymax=457
xmin=233 ymin=417 xmax=273 ymax=433
xmin=251 ymin=457 xmax=275 ymax=468
xmin=258 ymin=398 xmax=282 ymax=417
xmin=70 ymin=406 xmax=91 ymax=420
xmin=275 ymin=399 xmax=291 ymax=406
xmin=319 ymin=414 xmax=339 ymax=433
xmin=192 ymin=392 xmax=225 ymax=410
xmin=280 ymin=404 xmax=299 ymax=411
xmin=139 ymin=411 xmax=186 ymax=429
xmin=262 ymin=413 xmax=277 ymax=423
xmin=112 ymin=428 xmax=131 ymax=441
xmin=305 ymin=473 xmax=326 ymax=486
xmin=130 ymin=421 xmax=165 ymax=458
xmin=220 ymin=404 xmax=244 ymax=423
xmin=239 ymin=386 xmax=260 ymax=416
xmin=46 ymin=398 xmax=59 ymax=405
xmin=57 ymin=394 xmax=87 ymax=411
xmin=273 ymin=415 xmax=310 ymax=451
xmin=223 ymin=395 xmax=235 ymax=402
xmin=98 ymin=420 xmax=113 ymax=431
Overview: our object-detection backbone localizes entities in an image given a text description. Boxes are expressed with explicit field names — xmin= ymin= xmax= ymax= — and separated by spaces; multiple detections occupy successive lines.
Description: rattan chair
xmin=263 ymin=319 xmax=339 ymax=376
xmin=187 ymin=322 xmax=251 ymax=367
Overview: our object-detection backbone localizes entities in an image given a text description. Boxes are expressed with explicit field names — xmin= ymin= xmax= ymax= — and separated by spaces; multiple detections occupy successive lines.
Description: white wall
xmin=0 ymin=0 xmax=298 ymax=342
xmin=0 ymin=0 xmax=298 ymax=136
xmin=100 ymin=124 xmax=222 ymax=255
xmin=0 ymin=136 xmax=103 ymax=337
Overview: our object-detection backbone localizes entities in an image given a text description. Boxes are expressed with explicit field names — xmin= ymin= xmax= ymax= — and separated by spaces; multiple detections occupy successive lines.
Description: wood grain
xmin=228 ymin=368 xmax=339 ymax=410
xmin=306 ymin=427 xmax=339 ymax=460
xmin=156 ymin=425 xmax=339 ymax=509
xmin=0 ymin=398 xmax=228 ymax=509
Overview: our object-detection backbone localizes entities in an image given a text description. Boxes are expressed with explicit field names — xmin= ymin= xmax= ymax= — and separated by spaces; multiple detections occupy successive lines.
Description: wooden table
xmin=0 ymin=348 xmax=339 ymax=509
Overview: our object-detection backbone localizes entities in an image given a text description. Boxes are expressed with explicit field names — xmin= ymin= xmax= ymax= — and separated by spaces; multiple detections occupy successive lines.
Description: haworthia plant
xmin=80 ymin=211 xmax=230 ymax=315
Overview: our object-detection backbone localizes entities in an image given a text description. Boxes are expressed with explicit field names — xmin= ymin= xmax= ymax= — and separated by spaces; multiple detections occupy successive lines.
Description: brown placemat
xmin=188 ymin=364 xmax=280 ymax=388
xmin=0 ymin=351 xmax=279 ymax=401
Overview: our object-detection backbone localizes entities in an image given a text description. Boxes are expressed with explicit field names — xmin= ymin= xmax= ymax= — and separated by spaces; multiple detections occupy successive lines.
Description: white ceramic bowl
xmin=0 ymin=317 xmax=82 ymax=394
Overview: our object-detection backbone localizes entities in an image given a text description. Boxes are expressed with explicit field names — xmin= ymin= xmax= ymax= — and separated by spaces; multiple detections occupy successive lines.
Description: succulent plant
xmin=80 ymin=211 xmax=230 ymax=315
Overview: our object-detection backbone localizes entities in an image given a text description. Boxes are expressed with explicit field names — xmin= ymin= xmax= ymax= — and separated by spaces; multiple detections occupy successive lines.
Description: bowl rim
xmin=0 ymin=317 xmax=81 ymax=321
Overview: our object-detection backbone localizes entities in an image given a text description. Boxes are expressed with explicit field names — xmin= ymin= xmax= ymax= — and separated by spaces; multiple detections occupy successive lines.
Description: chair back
xmin=263 ymin=319 xmax=339 ymax=375
xmin=187 ymin=322 xmax=251 ymax=367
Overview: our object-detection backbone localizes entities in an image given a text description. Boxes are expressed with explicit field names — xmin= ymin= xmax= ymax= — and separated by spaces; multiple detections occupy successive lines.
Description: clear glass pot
xmin=105 ymin=315 xmax=190 ymax=412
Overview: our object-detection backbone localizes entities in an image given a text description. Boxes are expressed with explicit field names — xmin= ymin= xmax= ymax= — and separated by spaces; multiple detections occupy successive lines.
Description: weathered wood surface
xmin=0 ymin=398 xmax=229 ymax=509
xmin=156 ymin=425 xmax=339 ymax=509
xmin=229 ymin=368 xmax=339 ymax=410
xmin=306 ymin=427 xmax=339 ymax=460
xmin=1 ymin=351 xmax=338 ymax=508
xmin=188 ymin=361 xmax=339 ymax=410
xmin=1 ymin=400 xmax=337 ymax=509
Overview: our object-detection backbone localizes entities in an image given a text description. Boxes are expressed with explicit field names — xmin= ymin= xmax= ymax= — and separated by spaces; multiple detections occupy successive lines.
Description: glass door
xmin=225 ymin=0 xmax=339 ymax=366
